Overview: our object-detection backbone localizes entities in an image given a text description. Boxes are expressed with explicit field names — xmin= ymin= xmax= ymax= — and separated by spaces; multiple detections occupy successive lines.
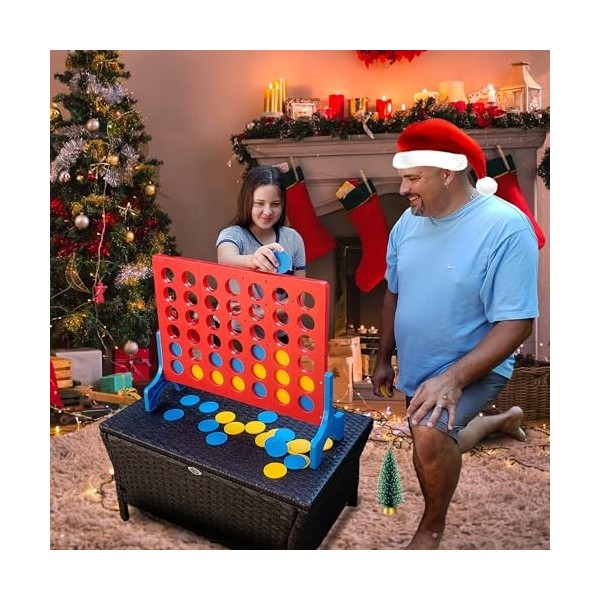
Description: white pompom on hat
xmin=392 ymin=118 xmax=498 ymax=195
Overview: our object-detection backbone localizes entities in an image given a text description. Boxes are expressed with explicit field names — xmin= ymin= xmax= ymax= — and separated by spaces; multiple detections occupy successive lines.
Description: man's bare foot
xmin=405 ymin=530 xmax=442 ymax=550
xmin=498 ymin=406 xmax=526 ymax=442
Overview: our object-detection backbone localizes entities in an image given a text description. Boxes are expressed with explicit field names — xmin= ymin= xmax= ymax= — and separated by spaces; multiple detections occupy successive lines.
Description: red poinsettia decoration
xmin=356 ymin=50 xmax=426 ymax=67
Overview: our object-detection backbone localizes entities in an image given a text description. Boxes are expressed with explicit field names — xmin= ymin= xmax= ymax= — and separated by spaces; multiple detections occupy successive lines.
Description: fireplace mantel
xmin=244 ymin=129 xmax=548 ymax=215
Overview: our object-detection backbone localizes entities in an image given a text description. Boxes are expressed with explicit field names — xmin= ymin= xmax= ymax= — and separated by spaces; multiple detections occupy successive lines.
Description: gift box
xmin=52 ymin=348 xmax=102 ymax=388
xmin=100 ymin=372 xmax=133 ymax=393
xmin=113 ymin=348 xmax=152 ymax=381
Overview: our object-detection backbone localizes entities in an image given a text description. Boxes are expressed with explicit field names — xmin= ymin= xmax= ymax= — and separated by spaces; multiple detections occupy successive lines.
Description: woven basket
xmin=494 ymin=365 xmax=550 ymax=420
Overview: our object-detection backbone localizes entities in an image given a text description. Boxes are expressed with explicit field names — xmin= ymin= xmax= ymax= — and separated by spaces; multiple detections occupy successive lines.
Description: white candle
xmin=487 ymin=83 xmax=496 ymax=104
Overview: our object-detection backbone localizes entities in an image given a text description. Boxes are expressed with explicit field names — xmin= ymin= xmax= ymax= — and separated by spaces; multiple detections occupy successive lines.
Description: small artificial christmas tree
xmin=50 ymin=51 xmax=179 ymax=359
xmin=377 ymin=446 xmax=404 ymax=514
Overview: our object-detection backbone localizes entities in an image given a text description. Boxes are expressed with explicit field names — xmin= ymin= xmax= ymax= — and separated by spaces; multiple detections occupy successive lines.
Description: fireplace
xmin=244 ymin=129 xmax=549 ymax=358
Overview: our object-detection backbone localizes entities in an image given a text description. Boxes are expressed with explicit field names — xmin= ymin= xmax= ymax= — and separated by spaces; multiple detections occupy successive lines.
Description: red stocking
xmin=281 ymin=165 xmax=336 ymax=263
xmin=487 ymin=155 xmax=546 ymax=249
xmin=339 ymin=178 xmax=389 ymax=292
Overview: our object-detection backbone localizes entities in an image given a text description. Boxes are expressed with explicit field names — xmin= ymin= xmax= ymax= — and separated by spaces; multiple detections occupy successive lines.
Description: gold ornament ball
xmin=144 ymin=183 xmax=156 ymax=196
xmin=86 ymin=118 xmax=100 ymax=132
xmin=50 ymin=105 xmax=62 ymax=123
xmin=76 ymin=174 xmax=85 ymax=183
xmin=108 ymin=154 xmax=120 ymax=167
xmin=125 ymin=230 xmax=135 ymax=243
xmin=58 ymin=171 xmax=71 ymax=184
xmin=75 ymin=214 xmax=90 ymax=230
xmin=123 ymin=340 xmax=139 ymax=355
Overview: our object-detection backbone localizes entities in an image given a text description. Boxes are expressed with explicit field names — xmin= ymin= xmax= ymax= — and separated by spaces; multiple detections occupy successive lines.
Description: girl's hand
xmin=251 ymin=243 xmax=284 ymax=272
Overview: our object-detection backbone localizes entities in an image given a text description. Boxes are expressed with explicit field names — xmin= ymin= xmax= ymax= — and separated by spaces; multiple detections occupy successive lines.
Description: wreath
xmin=537 ymin=147 xmax=550 ymax=189
xmin=356 ymin=50 xmax=426 ymax=67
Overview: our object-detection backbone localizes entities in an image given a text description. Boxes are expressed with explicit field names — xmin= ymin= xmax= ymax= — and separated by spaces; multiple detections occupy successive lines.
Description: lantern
xmin=497 ymin=61 xmax=542 ymax=113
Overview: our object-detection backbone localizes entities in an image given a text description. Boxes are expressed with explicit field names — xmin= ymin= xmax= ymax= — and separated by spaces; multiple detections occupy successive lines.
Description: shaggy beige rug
xmin=50 ymin=416 xmax=550 ymax=551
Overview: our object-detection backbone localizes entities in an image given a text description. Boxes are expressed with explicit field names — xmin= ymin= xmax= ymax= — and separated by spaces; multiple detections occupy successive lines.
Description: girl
xmin=216 ymin=165 xmax=306 ymax=276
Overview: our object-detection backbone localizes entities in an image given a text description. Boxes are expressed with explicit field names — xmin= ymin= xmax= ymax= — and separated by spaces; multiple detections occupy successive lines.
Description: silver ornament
xmin=123 ymin=340 xmax=139 ymax=355
xmin=86 ymin=118 xmax=100 ymax=132
xmin=74 ymin=214 xmax=89 ymax=230
xmin=58 ymin=171 xmax=71 ymax=184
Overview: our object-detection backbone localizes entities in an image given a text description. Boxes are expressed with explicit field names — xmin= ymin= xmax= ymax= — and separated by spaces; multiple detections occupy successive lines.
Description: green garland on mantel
xmin=230 ymin=98 xmax=550 ymax=172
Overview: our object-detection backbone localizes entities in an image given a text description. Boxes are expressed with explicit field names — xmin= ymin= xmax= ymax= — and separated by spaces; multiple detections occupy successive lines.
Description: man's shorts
xmin=405 ymin=371 xmax=509 ymax=442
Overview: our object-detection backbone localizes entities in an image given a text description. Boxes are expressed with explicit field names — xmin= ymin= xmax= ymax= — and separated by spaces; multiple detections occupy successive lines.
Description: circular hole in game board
xmin=274 ymin=308 xmax=289 ymax=326
xmin=186 ymin=309 xmax=199 ymax=326
xmin=230 ymin=356 xmax=244 ymax=373
xmin=249 ymin=283 xmax=264 ymax=301
xmin=250 ymin=303 xmax=265 ymax=320
xmin=182 ymin=271 xmax=196 ymax=286
xmin=208 ymin=333 xmax=222 ymax=348
xmin=169 ymin=342 xmax=182 ymax=357
xmin=298 ymin=313 xmax=315 ymax=330
xmin=189 ymin=347 xmax=202 ymax=361
xmin=229 ymin=319 xmax=242 ymax=335
xmin=165 ymin=305 xmax=178 ymax=320
xmin=299 ymin=355 xmax=314 ymax=372
xmin=299 ymin=395 xmax=314 ymax=412
xmin=229 ymin=339 xmax=244 ymax=355
xmin=205 ymin=295 xmax=219 ymax=310
xmin=298 ymin=291 xmax=315 ymax=309
xmin=167 ymin=324 xmax=181 ymax=339
xmin=274 ymin=330 xmax=289 ymax=346
xmin=204 ymin=274 xmax=218 ymax=292
xmin=252 ymin=382 xmax=267 ymax=399
xmin=273 ymin=287 xmax=289 ymax=304
xmin=163 ymin=287 xmax=177 ymax=302
xmin=227 ymin=299 xmax=241 ymax=316
xmin=187 ymin=328 xmax=200 ymax=344
xmin=226 ymin=278 xmax=240 ymax=296
xmin=299 ymin=335 xmax=315 ymax=352
xmin=251 ymin=324 xmax=265 ymax=340
xmin=184 ymin=290 xmax=198 ymax=306
xmin=162 ymin=267 xmax=175 ymax=283
xmin=207 ymin=314 xmax=221 ymax=329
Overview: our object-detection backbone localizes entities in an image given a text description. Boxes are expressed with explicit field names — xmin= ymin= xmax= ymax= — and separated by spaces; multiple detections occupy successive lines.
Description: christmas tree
xmin=50 ymin=51 xmax=179 ymax=359
xmin=377 ymin=447 xmax=404 ymax=514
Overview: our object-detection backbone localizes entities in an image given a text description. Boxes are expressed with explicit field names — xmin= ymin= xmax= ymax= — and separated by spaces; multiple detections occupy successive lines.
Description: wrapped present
xmin=52 ymin=348 xmax=102 ymax=388
xmin=113 ymin=347 xmax=152 ymax=381
xmin=100 ymin=372 xmax=133 ymax=393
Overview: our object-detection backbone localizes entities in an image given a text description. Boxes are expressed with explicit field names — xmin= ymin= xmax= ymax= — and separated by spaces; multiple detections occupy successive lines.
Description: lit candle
xmin=273 ymin=80 xmax=280 ymax=113
xmin=376 ymin=96 xmax=392 ymax=120
xmin=487 ymin=83 xmax=496 ymax=105
xmin=279 ymin=78 xmax=287 ymax=109
xmin=413 ymin=88 xmax=439 ymax=103
xmin=401 ymin=103 xmax=406 ymax=111
xmin=328 ymin=93 xmax=344 ymax=120
xmin=264 ymin=83 xmax=272 ymax=112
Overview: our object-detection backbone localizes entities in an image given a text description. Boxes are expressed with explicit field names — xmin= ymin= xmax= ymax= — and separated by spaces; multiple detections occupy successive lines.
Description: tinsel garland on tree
xmin=230 ymin=99 xmax=550 ymax=173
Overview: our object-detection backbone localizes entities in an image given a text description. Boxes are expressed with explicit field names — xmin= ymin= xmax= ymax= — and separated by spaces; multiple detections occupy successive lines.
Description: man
xmin=372 ymin=119 xmax=539 ymax=550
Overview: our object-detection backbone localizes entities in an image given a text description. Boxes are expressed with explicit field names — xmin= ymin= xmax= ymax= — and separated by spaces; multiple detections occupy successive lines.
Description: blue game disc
xmin=163 ymin=408 xmax=184 ymax=421
xmin=258 ymin=410 xmax=278 ymax=424
xmin=199 ymin=400 xmax=219 ymax=413
xmin=273 ymin=250 xmax=292 ymax=274
xmin=206 ymin=431 xmax=228 ymax=446
xmin=274 ymin=428 xmax=295 ymax=442
xmin=198 ymin=419 xmax=219 ymax=433
xmin=284 ymin=454 xmax=310 ymax=470
xmin=265 ymin=436 xmax=288 ymax=458
xmin=180 ymin=394 xmax=200 ymax=406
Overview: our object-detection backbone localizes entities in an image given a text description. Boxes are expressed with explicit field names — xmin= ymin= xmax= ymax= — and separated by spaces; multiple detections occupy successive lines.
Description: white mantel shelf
xmin=244 ymin=129 xmax=548 ymax=216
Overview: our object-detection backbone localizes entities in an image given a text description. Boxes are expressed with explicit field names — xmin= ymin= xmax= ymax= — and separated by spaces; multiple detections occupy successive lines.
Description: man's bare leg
xmin=458 ymin=406 xmax=526 ymax=453
xmin=406 ymin=425 xmax=461 ymax=550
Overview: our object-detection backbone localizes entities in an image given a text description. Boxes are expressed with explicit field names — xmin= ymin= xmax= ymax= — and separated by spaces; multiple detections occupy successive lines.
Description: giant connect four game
xmin=144 ymin=255 xmax=345 ymax=469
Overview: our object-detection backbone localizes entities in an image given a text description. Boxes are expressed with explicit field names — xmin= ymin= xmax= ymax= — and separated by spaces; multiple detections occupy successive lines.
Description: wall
xmin=49 ymin=50 xmax=550 ymax=356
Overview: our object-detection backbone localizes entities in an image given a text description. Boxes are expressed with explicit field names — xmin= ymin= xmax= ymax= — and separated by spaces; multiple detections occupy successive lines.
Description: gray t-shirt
xmin=216 ymin=225 xmax=306 ymax=273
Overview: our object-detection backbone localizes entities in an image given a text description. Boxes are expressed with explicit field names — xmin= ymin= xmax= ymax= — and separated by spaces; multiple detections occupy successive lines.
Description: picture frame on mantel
xmin=286 ymin=98 xmax=320 ymax=119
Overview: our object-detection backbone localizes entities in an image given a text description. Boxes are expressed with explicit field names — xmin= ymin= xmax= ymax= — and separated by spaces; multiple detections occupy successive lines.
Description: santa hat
xmin=392 ymin=118 xmax=498 ymax=195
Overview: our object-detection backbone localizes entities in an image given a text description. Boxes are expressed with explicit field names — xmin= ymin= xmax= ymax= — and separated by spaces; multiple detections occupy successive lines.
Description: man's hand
xmin=406 ymin=374 xmax=462 ymax=430
xmin=371 ymin=361 xmax=395 ymax=398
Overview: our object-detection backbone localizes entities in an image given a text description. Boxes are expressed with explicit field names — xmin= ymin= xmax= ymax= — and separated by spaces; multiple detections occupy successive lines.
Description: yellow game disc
xmin=252 ymin=363 xmax=267 ymax=380
xmin=231 ymin=375 xmax=245 ymax=392
xmin=275 ymin=388 xmax=290 ymax=405
xmin=245 ymin=420 xmax=266 ymax=435
xmin=191 ymin=364 xmax=204 ymax=380
xmin=215 ymin=410 xmax=236 ymax=424
xmin=274 ymin=349 xmax=290 ymax=367
xmin=299 ymin=375 xmax=315 ymax=393
xmin=263 ymin=462 xmax=287 ymax=479
xmin=223 ymin=421 xmax=245 ymax=435
xmin=255 ymin=429 xmax=276 ymax=447
xmin=324 ymin=437 xmax=333 ymax=450
xmin=275 ymin=369 xmax=290 ymax=386
xmin=287 ymin=438 xmax=311 ymax=454
xmin=211 ymin=370 xmax=224 ymax=385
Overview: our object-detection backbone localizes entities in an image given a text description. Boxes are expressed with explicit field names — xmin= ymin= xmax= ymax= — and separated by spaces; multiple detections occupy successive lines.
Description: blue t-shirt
xmin=216 ymin=225 xmax=306 ymax=273
xmin=385 ymin=194 xmax=539 ymax=396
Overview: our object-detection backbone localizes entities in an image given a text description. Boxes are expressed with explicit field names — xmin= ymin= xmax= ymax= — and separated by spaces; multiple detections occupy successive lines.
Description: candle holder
xmin=348 ymin=97 xmax=369 ymax=118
